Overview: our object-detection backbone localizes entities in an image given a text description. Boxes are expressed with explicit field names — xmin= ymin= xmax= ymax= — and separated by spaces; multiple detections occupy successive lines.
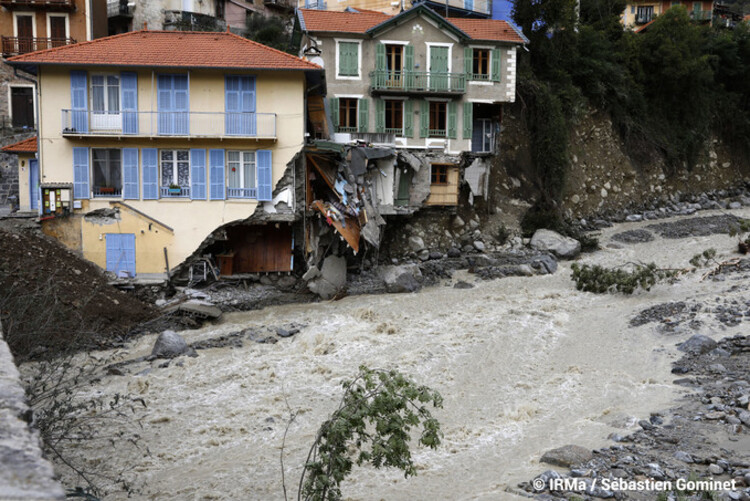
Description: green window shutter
xmin=465 ymin=47 xmax=473 ymax=79
xmin=404 ymin=45 xmax=414 ymax=72
xmin=375 ymin=43 xmax=386 ymax=71
xmin=463 ymin=102 xmax=473 ymax=139
xmin=358 ymin=98 xmax=369 ymax=132
xmin=339 ymin=42 xmax=358 ymax=76
xmin=491 ymin=49 xmax=502 ymax=82
xmin=448 ymin=101 xmax=457 ymax=139
xmin=404 ymin=100 xmax=413 ymax=138
xmin=375 ymin=98 xmax=385 ymax=133
xmin=329 ymin=97 xmax=339 ymax=132
xmin=420 ymin=100 xmax=429 ymax=138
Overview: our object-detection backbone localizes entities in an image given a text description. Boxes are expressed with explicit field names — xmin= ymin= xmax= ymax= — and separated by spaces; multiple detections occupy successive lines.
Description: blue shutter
xmin=225 ymin=76 xmax=239 ymax=135
xmin=106 ymin=233 xmax=136 ymax=277
xmin=157 ymin=75 xmax=172 ymax=135
xmin=225 ymin=76 xmax=256 ymax=136
xmin=122 ymin=148 xmax=139 ymax=199
xmin=121 ymin=72 xmax=138 ymax=134
xmin=174 ymin=75 xmax=189 ymax=135
xmin=73 ymin=147 xmax=89 ymax=199
xmin=70 ymin=71 xmax=88 ymax=133
xmin=257 ymin=150 xmax=272 ymax=201
xmin=190 ymin=148 xmax=207 ymax=200
xmin=209 ymin=149 xmax=225 ymax=200
xmin=142 ymin=148 xmax=158 ymax=199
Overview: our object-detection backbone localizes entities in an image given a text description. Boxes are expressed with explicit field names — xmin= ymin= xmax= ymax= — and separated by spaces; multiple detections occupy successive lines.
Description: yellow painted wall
xmin=37 ymin=66 xmax=306 ymax=274
xmin=15 ymin=153 xmax=35 ymax=212
xmin=425 ymin=166 xmax=459 ymax=206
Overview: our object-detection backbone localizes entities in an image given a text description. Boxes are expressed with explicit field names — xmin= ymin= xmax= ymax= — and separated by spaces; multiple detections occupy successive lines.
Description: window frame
xmin=91 ymin=148 xmax=123 ymax=198
xmin=226 ymin=150 xmax=257 ymax=199
xmin=46 ymin=13 xmax=70 ymax=43
xmin=335 ymin=39 xmax=362 ymax=80
xmin=636 ymin=5 xmax=654 ymax=23
xmin=160 ymin=149 xmax=191 ymax=197
xmin=384 ymin=99 xmax=405 ymax=135
xmin=428 ymin=100 xmax=447 ymax=138
xmin=338 ymin=98 xmax=358 ymax=132
xmin=431 ymin=164 xmax=449 ymax=186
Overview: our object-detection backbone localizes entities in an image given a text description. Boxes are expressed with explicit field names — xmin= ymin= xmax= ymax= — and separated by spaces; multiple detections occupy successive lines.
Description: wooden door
xmin=16 ymin=15 xmax=34 ymax=54
xmin=50 ymin=16 xmax=67 ymax=47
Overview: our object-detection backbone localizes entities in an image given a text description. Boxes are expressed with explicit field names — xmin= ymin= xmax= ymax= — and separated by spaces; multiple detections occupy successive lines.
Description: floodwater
xmin=60 ymin=210 xmax=750 ymax=500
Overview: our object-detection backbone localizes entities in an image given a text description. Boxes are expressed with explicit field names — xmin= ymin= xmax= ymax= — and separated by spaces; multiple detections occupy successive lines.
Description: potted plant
xmin=168 ymin=183 xmax=182 ymax=195
xmin=99 ymin=186 xmax=116 ymax=195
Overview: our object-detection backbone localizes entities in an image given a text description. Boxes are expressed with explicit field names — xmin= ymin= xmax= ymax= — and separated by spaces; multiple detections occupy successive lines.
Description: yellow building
xmin=7 ymin=30 xmax=322 ymax=277
xmin=621 ymin=0 xmax=714 ymax=29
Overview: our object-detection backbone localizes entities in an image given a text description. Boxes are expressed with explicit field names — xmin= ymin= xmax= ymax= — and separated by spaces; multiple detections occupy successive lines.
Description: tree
xmin=297 ymin=366 xmax=443 ymax=501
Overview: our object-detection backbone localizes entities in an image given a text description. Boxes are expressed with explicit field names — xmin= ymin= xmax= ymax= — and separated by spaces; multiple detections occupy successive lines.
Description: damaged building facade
xmin=7 ymin=30 xmax=322 ymax=277
xmin=294 ymin=6 xmax=526 ymax=290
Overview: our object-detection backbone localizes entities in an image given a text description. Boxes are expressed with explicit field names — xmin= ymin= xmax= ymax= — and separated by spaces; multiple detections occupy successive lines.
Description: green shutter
xmin=404 ymin=100 xmax=413 ymax=138
xmin=491 ymin=49 xmax=502 ymax=82
xmin=463 ymin=102 xmax=473 ymax=140
xmin=375 ymin=43 xmax=386 ymax=71
xmin=420 ymin=100 xmax=429 ymax=138
xmin=375 ymin=98 xmax=385 ymax=133
xmin=404 ymin=45 xmax=414 ymax=71
xmin=339 ymin=42 xmax=358 ymax=76
xmin=448 ymin=101 xmax=457 ymax=139
xmin=358 ymin=98 xmax=369 ymax=132
xmin=465 ymin=47 xmax=473 ymax=79
xmin=329 ymin=97 xmax=339 ymax=132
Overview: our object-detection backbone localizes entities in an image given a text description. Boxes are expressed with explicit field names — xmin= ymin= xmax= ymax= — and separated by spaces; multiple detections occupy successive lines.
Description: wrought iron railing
xmin=61 ymin=110 xmax=277 ymax=138
xmin=690 ymin=10 xmax=712 ymax=21
xmin=227 ymin=187 xmax=257 ymax=198
xmin=160 ymin=186 xmax=191 ymax=198
xmin=1 ymin=36 xmax=76 ymax=56
xmin=0 ymin=0 xmax=74 ymax=9
xmin=93 ymin=187 xmax=122 ymax=198
xmin=371 ymin=70 xmax=466 ymax=93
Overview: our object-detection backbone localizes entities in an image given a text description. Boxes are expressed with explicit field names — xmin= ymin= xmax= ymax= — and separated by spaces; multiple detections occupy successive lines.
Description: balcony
xmin=422 ymin=0 xmax=491 ymax=17
xmin=227 ymin=187 xmax=257 ymax=198
xmin=93 ymin=187 xmax=123 ymax=198
xmin=61 ymin=110 xmax=277 ymax=139
xmin=107 ymin=0 xmax=133 ymax=17
xmin=0 ymin=0 xmax=74 ymax=10
xmin=160 ymin=186 xmax=191 ymax=198
xmin=690 ymin=9 xmax=712 ymax=21
xmin=163 ymin=10 xmax=227 ymax=31
xmin=370 ymin=70 xmax=466 ymax=95
xmin=1 ymin=36 xmax=76 ymax=57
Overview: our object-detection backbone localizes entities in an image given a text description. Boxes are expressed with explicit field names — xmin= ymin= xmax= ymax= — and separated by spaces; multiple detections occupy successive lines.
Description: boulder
xmin=178 ymin=300 xmax=222 ymax=319
xmin=151 ymin=330 xmax=190 ymax=359
xmin=408 ymin=235 xmax=425 ymax=252
xmin=540 ymin=445 xmax=593 ymax=468
xmin=307 ymin=255 xmax=347 ymax=300
xmin=529 ymin=229 xmax=581 ymax=259
xmin=678 ymin=334 xmax=717 ymax=355
xmin=379 ymin=264 xmax=423 ymax=293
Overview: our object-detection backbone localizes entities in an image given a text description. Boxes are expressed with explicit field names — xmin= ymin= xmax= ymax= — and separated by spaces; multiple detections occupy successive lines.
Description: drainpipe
xmin=14 ymin=67 xmax=42 ymax=215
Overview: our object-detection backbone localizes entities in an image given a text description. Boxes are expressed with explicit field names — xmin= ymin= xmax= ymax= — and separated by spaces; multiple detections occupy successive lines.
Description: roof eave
xmin=366 ymin=5 xmax=470 ymax=40
xmin=6 ymin=61 xmax=321 ymax=72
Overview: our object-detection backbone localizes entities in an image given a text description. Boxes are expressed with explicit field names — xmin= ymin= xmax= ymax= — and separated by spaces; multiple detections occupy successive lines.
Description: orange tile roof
xmin=7 ymin=30 xmax=321 ymax=71
xmin=299 ymin=9 xmax=392 ymax=33
xmin=446 ymin=18 xmax=527 ymax=43
xmin=1 ymin=137 xmax=37 ymax=154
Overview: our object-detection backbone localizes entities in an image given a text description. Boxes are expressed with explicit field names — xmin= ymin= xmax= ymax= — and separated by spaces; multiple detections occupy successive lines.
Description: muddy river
xmin=56 ymin=210 xmax=750 ymax=500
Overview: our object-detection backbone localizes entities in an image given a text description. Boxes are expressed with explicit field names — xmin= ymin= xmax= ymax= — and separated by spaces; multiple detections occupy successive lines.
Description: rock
xmin=540 ymin=445 xmax=593 ymax=468
xmin=529 ymin=229 xmax=581 ymax=259
xmin=452 ymin=216 xmax=465 ymax=229
xmin=674 ymin=451 xmax=694 ymax=463
xmin=276 ymin=327 xmax=300 ymax=338
xmin=151 ymin=330 xmax=190 ymax=359
xmin=379 ymin=264 xmax=423 ymax=293
xmin=533 ymin=470 xmax=561 ymax=491
xmin=738 ymin=410 xmax=750 ymax=427
xmin=625 ymin=214 xmax=643 ymax=222
xmin=729 ymin=201 xmax=742 ymax=210
xmin=678 ymin=335 xmax=718 ymax=355
xmin=418 ymin=250 xmax=430 ymax=261
xmin=178 ymin=300 xmax=222 ymax=319
xmin=429 ymin=251 xmax=443 ymax=260
xmin=447 ymin=247 xmax=461 ymax=258
xmin=709 ymin=463 xmax=725 ymax=475
xmin=276 ymin=276 xmax=298 ymax=291
xmin=302 ymin=265 xmax=320 ymax=281
xmin=473 ymin=240 xmax=486 ymax=252
xmin=453 ymin=280 xmax=474 ymax=289
xmin=408 ymin=235 xmax=425 ymax=252
xmin=639 ymin=419 xmax=656 ymax=430
xmin=307 ymin=255 xmax=347 ymax=300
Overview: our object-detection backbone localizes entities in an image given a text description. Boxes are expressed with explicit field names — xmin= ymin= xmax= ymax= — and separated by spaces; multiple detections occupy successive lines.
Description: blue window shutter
xmin=123 ymin=148 xmax=139 ymax=199
xmin=209 ymin=149 xmax=225 ymax=200
xmin=174 ymin=75 xmax=189 ymax=135
xmin=225 ymin=76 xmax=239 ymax=135
xmin=257 ymin=150 xmax=273 ymax=201
xmin=106 ymin=234 xmax=136 ymax=276
xmin=243 ymin=76 xmax=256 ymax=135
xmin=73 ymin=146 xmax=89 ymax=199
xmin=121 ymin=72 xmax=138 ymax=134
xmin=226 ymin=76 xmax=256 ymax=136
xmin=70 ymin=71 xmax=88 ymax=133
xmin=190 ymin=148 xmax=207 ymax=200
xmin=157 ymin=75 xmax=172 ymax=135
xmin=142 ymin=148 xmax=158 ymax=199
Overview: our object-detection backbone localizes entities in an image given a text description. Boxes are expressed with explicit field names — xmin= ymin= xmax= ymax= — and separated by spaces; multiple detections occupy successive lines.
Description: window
xmin=472 ymin=49 xmax=490 ymax=80
xmin=10 ymin=86 xmax=34 ymax=129
xmin=90 ymin=74 xmax=120 ymax=130
xmin=337 ymin=41 xmax=360 ymax=78
xmin=431 ymin=164 xmax=448 ymax=185
xmin=429 ymin=101 xmax=447 ymax=137
xmin=92 ymin=149 xmax=122 ymax=197
xmin=48 ymin=15 xmax=68 ymax=47
xmin=385 ymin=100 xmax=403 ymax=134
xmin=338 ymin=98 xmax=358 ymax=132
xmin=636 ymin=6 xmax=654 ymax=23
xmin=160 ymin=149 xmax=190 ymax=197
xmin=227 ymin=151 xmax=256 ymax=198
xmin=386 ymin=44 xmax=403 ymax=81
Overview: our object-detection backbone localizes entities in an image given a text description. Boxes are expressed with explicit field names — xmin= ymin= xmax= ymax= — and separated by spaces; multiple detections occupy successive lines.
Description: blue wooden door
xmin=106 ymin=233 xmax=136 ymax=277
xmin=29 ymin=159 xmax=39 ymax=210
xmin=158 ymin=75 xmax=189 ymax=135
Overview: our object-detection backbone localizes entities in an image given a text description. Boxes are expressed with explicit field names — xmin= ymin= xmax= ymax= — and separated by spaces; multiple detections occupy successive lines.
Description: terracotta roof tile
xmin=446 ymin=18 xmax=527 ymax=43
xmin=1 ymin=137 xmax=37 ymax=154
xmin=7 ymin=31 xmax=320 ymax=71
xmin=299 ymin=9 xmax=392 ymax=33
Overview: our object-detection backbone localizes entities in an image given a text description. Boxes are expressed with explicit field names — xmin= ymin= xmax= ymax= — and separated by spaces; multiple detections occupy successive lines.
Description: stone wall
xmin=0 ymin=132 xmax=34 ymax=207
xmin=0 ymin=321 xmax=64 ymax=500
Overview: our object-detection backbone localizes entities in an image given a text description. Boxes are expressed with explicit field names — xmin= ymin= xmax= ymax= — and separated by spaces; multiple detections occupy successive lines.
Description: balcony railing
xmin=61 ymin=110 xmax=277 ymax=139
xmin=160 ymin=186 xmax=191 ymax=198
xmin=424 ymin=0 xmax=491 ymax=15
xmin=107 ymin=0 xmax=132 ymax=17
xmin=635 ymin=13 xmax=654 ymax=24
xmin=2 ymin=36 xmax=76 ymax=57
xmin=227 ymin=187 xmax=257 ymax=198
xmin=385 ymin=127 xmax=404 ymax=136
xmin=371 ymin=70 xmax=466 ymax=94
xmin=93 ymin=187 xmax=122 ymax=198
xmin=690 ymin=10 xmax=712 ymax=21
xmin=0 ymin=0 xmax=74 ymax=10
xmin=429 ymin=129 xmax=447 ymax=138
